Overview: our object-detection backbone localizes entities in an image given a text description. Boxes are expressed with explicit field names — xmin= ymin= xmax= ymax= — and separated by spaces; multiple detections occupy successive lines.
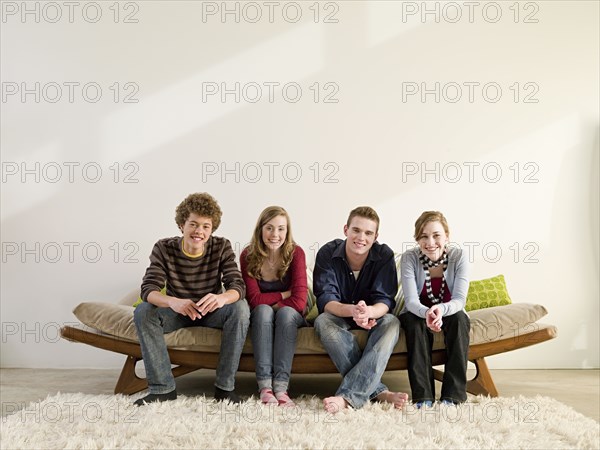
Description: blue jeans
xmin=250 ymin=304 xmax=306 ymax=393
xmin=133 ymin=300 xmax=250 ymax=394
xmin=314 ymin=312 xmax=399 ymax=409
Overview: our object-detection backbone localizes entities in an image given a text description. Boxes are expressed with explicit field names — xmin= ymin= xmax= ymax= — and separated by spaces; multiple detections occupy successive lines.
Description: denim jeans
xmin=314 ymin=312 xmax=400 ymax=409
xmin=133 ymin=299 xmax=250 ymax=394
xmin=250 ymin=304 xmax=305 ymax=393
xmin=400 ymin=310 xmax=470 ymax=404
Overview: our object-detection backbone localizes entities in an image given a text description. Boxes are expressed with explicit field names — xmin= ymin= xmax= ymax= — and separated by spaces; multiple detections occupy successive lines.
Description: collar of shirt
xmin=331 ymin=238 xmax=383 ymax=266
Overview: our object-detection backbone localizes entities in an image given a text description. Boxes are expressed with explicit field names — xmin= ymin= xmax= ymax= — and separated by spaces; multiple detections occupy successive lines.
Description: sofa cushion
xmin=468 ymin=302 xmax=547 ymax=343
xmin=118 ymin=289 xmax=140 ymax=306
xmin=73 ymin=301 xmax=548 ymax=354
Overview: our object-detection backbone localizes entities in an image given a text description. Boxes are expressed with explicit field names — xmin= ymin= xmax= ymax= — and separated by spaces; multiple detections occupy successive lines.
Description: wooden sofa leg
xmin=432 ymin=359 xmax=499 ymax=398
xmin=115 ymin=356 xmax=148 ymax=395
xmin=114 ymin=356 xmax=200 ymax=395
xmin=467 ymin=357 xmax=499 ymax=397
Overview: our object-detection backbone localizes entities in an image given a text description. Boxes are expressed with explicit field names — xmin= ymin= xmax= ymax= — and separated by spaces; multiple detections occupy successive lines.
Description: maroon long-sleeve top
xmin=240 ymin=245 xmax=308 ymax=314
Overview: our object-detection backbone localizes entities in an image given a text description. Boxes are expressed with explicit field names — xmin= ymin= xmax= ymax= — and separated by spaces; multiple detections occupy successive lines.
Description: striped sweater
xmin=140 ymin=236 xmax=246 ymax=303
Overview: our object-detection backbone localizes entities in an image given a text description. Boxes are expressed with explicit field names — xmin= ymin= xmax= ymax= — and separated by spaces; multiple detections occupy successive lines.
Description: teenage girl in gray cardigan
xmin=399 ymin=211 xmax=470 ymax=408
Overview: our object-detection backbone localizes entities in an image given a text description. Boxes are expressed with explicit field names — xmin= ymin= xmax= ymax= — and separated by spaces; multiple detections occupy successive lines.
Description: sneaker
xmin=415 ymin=400 xmax=433 ymax=409
xmin=259 ymin=388 xmax=278 ymax=405
xmin=133 ymin=390 xmax=177 ymax=406
xmin=275 ymin=391 xmax=295 ymax=407
xmin=215 ymin=387 xmax=242 ymax=404
xmin=440 ymin=399 xmax=457 ymax=406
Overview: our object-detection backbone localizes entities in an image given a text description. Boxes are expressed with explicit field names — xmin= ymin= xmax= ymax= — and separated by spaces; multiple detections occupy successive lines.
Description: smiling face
xmin=261 ymin=215 xmax=288 ymax=252
xmin=417 ymin=220 xmax=448 ymax=261
xmin=344 ymin=216 xmax=378 ymax=260
xmin=181 ymin=213 xmax=213 ymax=255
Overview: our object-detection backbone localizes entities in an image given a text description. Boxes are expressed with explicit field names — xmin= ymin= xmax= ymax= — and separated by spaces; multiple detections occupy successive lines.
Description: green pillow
xmin=305 ymin=268 xmax=318 ymax=323
xmin=305 ymin=303 xmax=318 ymax=323
xmin=465 ymin=274 xmax=512 ymax=311
xmin=133 ymin=285 xmax=167 ymax=308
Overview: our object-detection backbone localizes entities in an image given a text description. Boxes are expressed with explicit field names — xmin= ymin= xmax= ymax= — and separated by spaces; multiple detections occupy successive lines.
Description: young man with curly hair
xmin=133 ymin=192 xmax=249 ymax=406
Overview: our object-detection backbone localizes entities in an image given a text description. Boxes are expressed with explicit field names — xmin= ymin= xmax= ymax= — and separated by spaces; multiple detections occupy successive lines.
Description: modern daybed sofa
xmin=60 ymin=260 xmax=557 ymax=398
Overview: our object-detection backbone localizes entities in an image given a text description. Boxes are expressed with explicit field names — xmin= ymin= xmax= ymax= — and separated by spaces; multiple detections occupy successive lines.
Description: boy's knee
xmin=314 ymin=313 xmax=338 ymax=340
xmin=378 ymin=314 xmax=400 ymax=333
xmin=230 ymin=299 xmax=250 ymax=323
xmin=133 ymin=301 xmax=155 ymax=325
xmin=313 ymin=312 xmax=329 ymax=333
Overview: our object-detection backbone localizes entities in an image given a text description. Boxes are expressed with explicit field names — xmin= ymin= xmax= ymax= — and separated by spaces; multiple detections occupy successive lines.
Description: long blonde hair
xmin=245 ymin=206 xmax=296 ymax=280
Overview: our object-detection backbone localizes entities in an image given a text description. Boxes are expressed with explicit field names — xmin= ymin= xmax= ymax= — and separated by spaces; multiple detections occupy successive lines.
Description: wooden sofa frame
xmin=60 ymin=324 xmax=557 ymax=398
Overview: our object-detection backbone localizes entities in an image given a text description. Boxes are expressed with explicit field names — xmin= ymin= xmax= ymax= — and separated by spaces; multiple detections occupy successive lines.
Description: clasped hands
xmin=426 ymin=304 xmax=443 ymax=332
xmin=352 ymin=300 xmax=377 ymax=330
xmin=170 ymin=293 xmax=226 ymax=320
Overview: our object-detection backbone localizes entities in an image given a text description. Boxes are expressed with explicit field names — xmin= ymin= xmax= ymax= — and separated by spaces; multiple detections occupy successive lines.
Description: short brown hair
xmin=347 ymin=206 xmax=380 ymax=232
xmin=413 ymin=211 xmax=450 ymax=240
xmin=175 ymin=193 xmax=222 ymax=230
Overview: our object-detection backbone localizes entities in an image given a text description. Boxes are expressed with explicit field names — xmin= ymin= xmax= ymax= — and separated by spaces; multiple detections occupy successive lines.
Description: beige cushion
xmin=73 ymin=301 xmax=548 ymax=355
xmin=117 ymin=289 xmax=140 ymax=306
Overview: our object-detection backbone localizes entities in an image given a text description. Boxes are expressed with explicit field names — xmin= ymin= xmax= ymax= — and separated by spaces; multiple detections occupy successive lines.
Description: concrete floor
xmin=1 ymin=368 xmax=599 ymax=421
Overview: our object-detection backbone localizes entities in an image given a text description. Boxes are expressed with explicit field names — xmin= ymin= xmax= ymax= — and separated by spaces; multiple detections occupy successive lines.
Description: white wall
xmin=1 ymin=1 xmax=598 ymax=369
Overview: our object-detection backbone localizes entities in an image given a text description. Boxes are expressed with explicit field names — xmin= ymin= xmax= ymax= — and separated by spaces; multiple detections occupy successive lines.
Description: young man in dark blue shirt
xmin=313 ymin=206 xmax=408 ymax=413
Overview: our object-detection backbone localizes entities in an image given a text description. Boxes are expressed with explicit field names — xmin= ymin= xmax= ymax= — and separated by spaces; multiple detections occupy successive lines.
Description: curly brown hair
xmin=413 ymin=211 xmax=450 ymax=240
xmin=244 ymin=206 xmax=296 ymax=280
xmin=175 ymin=193 xmax=222 ymax=231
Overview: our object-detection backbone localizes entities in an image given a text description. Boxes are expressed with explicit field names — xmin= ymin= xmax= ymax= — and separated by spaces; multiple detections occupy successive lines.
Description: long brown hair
xmin=245 ymin=206 xmax=296 ymax=280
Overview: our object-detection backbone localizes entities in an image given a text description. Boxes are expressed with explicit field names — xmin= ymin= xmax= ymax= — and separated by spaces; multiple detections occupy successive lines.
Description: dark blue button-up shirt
xmin=313 ymin=239 xmax=398 ymax=313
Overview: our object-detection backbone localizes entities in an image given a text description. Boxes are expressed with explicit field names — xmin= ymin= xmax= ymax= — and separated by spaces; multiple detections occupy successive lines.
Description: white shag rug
xmin=1 ymin=393 xmax=598 ymax=449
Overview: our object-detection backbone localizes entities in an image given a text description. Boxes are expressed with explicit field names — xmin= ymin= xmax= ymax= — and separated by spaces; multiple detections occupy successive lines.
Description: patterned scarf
xmin=418 ymin=248 xmax=449 ymax=305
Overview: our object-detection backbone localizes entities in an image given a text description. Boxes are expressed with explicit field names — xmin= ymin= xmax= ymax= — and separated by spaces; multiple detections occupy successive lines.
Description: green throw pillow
xmin=465 ymin=274 xmax=512 ymax=311
xmin=305 ymin=267 xmax=318 ymax=323
xmin=305 ymin=303 xmax=319 ymax=322
xmin=133 ymin=285 xmax=167 ymax=307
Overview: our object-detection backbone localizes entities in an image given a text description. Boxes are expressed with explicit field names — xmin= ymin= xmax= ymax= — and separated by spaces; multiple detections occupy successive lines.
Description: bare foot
xmin=323 ymin=396 xmax=349 ymax=414
xmin=376 ymin=390 xmax=409 ymax=409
